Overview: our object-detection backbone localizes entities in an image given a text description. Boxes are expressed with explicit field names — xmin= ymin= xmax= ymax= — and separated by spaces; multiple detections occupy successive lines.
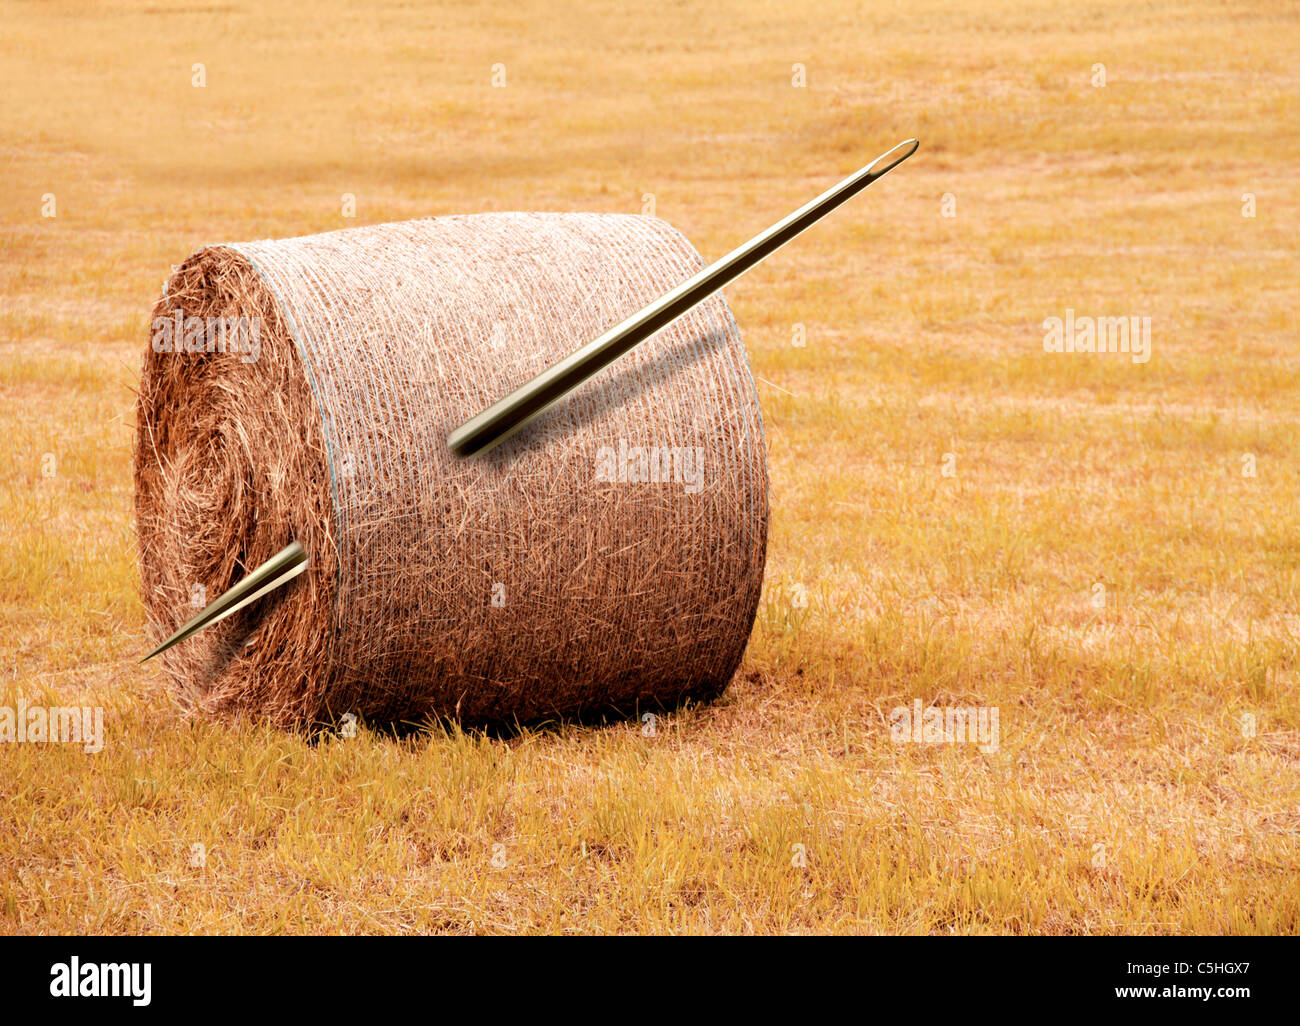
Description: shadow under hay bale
xmin=136 ymin=212 xmax=769 ymax=729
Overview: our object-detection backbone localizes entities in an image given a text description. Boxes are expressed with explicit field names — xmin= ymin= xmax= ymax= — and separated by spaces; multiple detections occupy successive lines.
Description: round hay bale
xmin=135 ymin=212 xmax=768 ymax=728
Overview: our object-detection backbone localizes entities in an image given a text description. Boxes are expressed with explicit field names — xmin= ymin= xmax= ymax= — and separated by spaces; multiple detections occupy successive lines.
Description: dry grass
xmin=0 ymin=0 xmax=1297 ymax=933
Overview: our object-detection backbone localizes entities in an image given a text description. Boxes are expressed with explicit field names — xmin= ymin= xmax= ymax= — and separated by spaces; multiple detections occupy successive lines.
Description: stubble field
xmin=1 ymin=0 xmax=1297 ymax=933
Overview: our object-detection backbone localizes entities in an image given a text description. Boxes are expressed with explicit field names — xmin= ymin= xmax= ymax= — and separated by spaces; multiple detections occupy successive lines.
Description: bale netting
xmin=135 ymin=212 xmax=769 ymax=729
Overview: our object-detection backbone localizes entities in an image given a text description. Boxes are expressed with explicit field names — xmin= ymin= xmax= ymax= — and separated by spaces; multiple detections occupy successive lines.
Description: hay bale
xmin=135 ymin=212 xmax=769 ymax=728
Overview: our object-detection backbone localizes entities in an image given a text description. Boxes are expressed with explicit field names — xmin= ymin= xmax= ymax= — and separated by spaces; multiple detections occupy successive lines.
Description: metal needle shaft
xmin=140 ymin=541 xmax=307 ymax=662
xmin=141 ymin=141 xmax=919 ymax=659
xmin=448 ymin=137 xmax=919 ymax=458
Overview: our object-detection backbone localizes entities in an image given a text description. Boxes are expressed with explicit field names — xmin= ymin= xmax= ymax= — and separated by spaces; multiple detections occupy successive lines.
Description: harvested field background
xmin=1 ymin=0 xmax=1297 ymax=933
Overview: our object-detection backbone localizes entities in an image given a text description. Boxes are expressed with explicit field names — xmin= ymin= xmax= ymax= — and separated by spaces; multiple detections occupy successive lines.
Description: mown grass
xmin=0 ymin=0 xmax=1296 ymax=933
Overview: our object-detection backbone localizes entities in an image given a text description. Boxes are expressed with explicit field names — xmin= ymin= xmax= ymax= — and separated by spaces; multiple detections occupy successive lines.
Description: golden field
xmin=0 ymin=0 xmax=1297 ymax=933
